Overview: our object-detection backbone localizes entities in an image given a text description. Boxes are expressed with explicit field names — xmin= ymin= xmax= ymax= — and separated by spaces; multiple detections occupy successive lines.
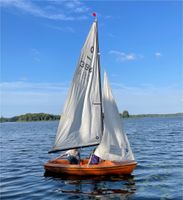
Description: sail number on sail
xmin=79 ymin=46 xmax=94 ymax=73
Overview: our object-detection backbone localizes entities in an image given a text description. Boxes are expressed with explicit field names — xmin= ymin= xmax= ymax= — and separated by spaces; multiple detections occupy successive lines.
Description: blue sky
xmin=1 ymin=0 xmax=182 ymax=117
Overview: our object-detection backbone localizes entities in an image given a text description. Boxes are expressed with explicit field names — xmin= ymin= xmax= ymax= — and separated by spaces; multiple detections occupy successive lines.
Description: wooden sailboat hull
xmin=44 ymin=159 xmax=137 ymax=176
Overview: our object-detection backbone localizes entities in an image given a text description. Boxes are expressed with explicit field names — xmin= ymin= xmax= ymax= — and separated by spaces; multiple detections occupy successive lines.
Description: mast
xmin=95 ymin=15 xmax=104 ymax=135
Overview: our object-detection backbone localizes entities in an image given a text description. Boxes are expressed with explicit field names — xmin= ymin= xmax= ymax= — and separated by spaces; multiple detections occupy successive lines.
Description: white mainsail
xmin=51 ymin=21 xmax=102 ymax=152
xmin=94 ymin=72 xmax=135 ymax=161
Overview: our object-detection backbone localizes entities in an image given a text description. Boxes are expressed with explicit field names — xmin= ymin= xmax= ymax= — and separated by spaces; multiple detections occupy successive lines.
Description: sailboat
xmin=44 ymin=17 xmax=137 ymax=176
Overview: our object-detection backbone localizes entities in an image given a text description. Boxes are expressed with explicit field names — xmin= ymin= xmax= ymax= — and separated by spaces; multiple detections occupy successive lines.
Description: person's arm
xmin=55 ymin=152 xmax=66 ymax=160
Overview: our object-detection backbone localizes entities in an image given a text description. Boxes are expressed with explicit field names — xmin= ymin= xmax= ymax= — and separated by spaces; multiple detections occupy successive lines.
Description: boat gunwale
xmin=44 ymin=159 xmax=137 ymax=170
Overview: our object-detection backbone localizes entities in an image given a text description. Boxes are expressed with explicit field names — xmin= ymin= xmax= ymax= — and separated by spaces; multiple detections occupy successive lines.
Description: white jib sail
xmin=52 ymin=21 xmax=102 ymax=151
xmin=94 ymin=72 xmax=135 ymax=161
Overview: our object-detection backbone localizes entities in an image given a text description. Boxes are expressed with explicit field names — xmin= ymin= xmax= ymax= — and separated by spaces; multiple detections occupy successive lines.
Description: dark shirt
xmin=90 ymin=154 xmax=99 ymax=164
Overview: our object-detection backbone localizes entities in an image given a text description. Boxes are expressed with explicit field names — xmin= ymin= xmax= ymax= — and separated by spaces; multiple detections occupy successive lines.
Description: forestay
xmin=51 ymin=21 xmax=102 ymax=152
xmin=94 ymin=72 xmax=135 ymax=161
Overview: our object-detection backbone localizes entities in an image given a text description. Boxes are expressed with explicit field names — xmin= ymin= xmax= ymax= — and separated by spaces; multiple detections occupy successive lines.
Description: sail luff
xmin=95 ymin=19 xmax=104 ymax=134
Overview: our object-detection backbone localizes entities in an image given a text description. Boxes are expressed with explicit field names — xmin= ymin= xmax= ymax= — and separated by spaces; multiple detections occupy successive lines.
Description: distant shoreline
xmin=125 ymin=113 xmax=183 ymax=118
xmin=0 ymin=112 xmax=182 ymax=123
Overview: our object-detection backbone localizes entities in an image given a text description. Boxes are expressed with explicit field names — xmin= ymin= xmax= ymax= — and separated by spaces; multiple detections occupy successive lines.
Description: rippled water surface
xmin=1 ymin=117 xmax=183 ymax=199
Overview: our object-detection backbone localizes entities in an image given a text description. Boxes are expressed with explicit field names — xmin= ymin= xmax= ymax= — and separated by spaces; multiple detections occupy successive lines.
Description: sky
xmin=1 ymin=0 xmax=182 ymax=117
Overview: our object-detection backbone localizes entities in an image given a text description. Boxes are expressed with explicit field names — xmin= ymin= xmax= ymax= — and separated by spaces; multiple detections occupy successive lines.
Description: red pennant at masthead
xmin=92 ymin=12 xmax=97 ymax=17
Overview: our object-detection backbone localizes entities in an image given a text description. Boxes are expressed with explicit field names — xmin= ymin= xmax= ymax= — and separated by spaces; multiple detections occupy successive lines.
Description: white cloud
xmin=45 ymin=24 xmax=75 ymax=33
xmin=155 ymin=52 xmax=162 ymax=58
xmin=0 ymin=0 xmax=90 ymax=21
xmin=0 ymin=81 xmax=69 ymax=91
xmin=74 ymin=7 xmax=89 ymax=13
xmin=64 ymin=0 xmax=89 ymax=13
xmin=109 ymin=50 xmax=142 ymax=62
xmin=0 ymin=81 xmax=69 ymax=117
xmin=110 ymin=82 xmax=182 ymax=114
xmin=0 ymin=81 xmax=182 ymax=117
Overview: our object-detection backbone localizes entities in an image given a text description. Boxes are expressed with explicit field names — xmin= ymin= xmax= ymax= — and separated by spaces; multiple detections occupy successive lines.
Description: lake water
xmin=1 ymin=117 xmax=183 ymax=199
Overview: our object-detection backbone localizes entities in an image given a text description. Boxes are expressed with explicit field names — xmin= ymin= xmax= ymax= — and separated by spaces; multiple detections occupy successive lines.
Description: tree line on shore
xmin=0 ymin=113 xmax=60 ymax=123
xmin=0 ymin=111 xmax=182 ymax=123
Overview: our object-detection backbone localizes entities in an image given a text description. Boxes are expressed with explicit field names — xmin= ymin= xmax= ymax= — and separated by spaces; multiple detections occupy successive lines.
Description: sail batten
xmin=51 ymin=21 xmax=103 ymax=152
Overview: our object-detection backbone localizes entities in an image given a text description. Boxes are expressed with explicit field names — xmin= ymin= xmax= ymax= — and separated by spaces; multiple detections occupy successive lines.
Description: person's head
xmin=73 ymin=149 xmax=79 ymax=153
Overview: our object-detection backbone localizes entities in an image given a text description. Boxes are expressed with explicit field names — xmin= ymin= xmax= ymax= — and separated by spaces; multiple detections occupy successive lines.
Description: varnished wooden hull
xmin=44 ymin=159 xmax=137 ymax=176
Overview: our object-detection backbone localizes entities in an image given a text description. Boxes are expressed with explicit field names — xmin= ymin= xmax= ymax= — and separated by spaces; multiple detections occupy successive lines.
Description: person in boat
xmin=57 ymin=149 xmax=80 ymax=164
xmin=89 ymin=148 xmax=100 ymax=165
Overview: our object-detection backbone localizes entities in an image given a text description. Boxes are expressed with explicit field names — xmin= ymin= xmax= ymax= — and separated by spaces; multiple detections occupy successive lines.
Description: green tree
xmin=122 ymin=110 xmax=130 ymax=118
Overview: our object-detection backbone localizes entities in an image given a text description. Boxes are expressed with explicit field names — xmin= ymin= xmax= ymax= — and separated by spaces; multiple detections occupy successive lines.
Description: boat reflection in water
xmin=44 ymin=172 xmax=136 ymax=199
